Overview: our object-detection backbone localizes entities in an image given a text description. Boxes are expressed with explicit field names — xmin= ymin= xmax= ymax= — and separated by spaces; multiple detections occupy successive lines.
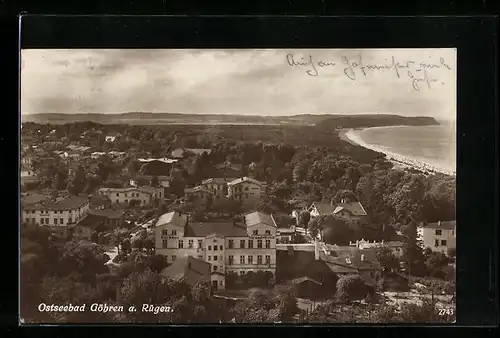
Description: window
xmin=172 ymin=230 xmax=177 ymax=236
xmin=248 ymin=256 xmax=253 ymax=264
xmin=265 ymin=230 xmax=271 ymax=236
xmin=172 ymin=255 xmax=177 ymax=261
xmin=240 ymin=255 xmax=245 ymax=264
xmin=188 ymin=240 xmax=193 ymax=248
xmin=257 ymin=255 xmax=262 ymax=265
xmin=45 ymin=218 xmax=49 ymax=224
xmin=54 ymin=218 xmax=58 ymax=225
xmin=198 ymin=240 xmax=203 ymax=248
xmin=239 ymin=271 xmax=245 ymax=276
xmin=248 ymin=240 xmax=254 ymax=248
xmin=40 ymin=218 xmax=44 ymax=225
xmin=219 ymin=245 xmax=223 ymax=250
xmin=245 ymin=187 xmax=249 ymax=191
xmin=253 ymin=230 xmax=258 ymax=236
xmin=162 ymin=240 xmax=168 ymax=248
xmin=435 ymin=229 xmax=442 ymax=236
xmin=265 ymin=240 xmax=271 ymax=249
xmin=178 ymin=240 xmax=183 ymax=249
xmin=214 ymin=256 xmax=218 ymax=261
xmin=265 ymin=255 xmax=271 ymax=265
xmin=208 ymin=256 xmax=211 ymax=261
xmin=124 ymin=193 xmax=128 ymax=197
xmin=435 ymin=239 xmax=439 ymax=247
xmin=31 ymin=218 xmax=35 ymax=224
xmin=228 ymin=239 xmax=234 ymax=248
xmin=257 ymin=240 xmax=263 ymax=249
xmin=60 ymin=218 xmax=64 ymax=225
xmin=198 ymin=255 xmax=203 ymax=259
xmin=213 ymin=266 xmax=218 ymax=271
xmin=240 ymin=240 xmax=245 ymax=248
xmin=214 ymin=245 xmax=218 ymax=251
xmin=228 ymin=255 xmax=234 ymax=265
xmin=208 ymin=245 xmax=212 ymax=250
xmin=116 ymin=193 xmax=119 ymax=197
xmin=124 ymin=200 xmax=128 ymax=204
xmin=441 ymin=240 xmax=447 ymax=246
xmin=162 ymin=230 xmax=168 ymax=237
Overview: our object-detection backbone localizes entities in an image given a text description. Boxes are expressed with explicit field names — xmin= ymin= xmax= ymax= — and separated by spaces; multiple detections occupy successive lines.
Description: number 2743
xmin=438 ymin=308 xmax=454 ymax=316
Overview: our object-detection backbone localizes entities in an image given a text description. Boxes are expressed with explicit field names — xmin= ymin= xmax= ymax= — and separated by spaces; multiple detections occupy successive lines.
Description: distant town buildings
xmin=171 ymin=148 xmax=212 ymax=159
xmin=227 ymin=177 xmax=267 ymax=204
xmin=21 ymin=195 xmax=90 ymax=228
xmin=98 ymin=186 xmax=164 ymax=207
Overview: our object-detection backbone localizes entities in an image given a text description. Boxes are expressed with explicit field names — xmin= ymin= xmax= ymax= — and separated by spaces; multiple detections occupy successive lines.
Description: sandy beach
xmin=339 ymin=128 xmax=456 ymax=176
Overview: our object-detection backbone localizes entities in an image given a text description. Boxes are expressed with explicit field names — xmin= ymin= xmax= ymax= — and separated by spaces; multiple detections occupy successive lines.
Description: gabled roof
xmin=310 ymin=202 xmax=336 ymax=215
xmin=215 ymin=163 xmax=243 ymax=171
xmin=333 ymin=201 xmax=368 ymax=216
xmin=422 ymin=220 xmax=456 ymax=230
xmin=155 ymin=211 xmax=188 ymax=228
xmin=227 ymin=177 xmax=266 ymax=187
xmin=291 ymin=276 xmax=323 ymax=286
xmin=161 ymin=256 xmax=211 ymax=286
xmin=184 ymin=186 xmax=213 ymax=195
xmin=244 ymin=211 xmax=277 ymax=228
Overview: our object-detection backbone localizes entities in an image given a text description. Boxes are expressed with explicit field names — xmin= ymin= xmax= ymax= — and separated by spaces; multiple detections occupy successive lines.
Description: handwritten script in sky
xmin=286 ymin=53 xmax=453 ymax=92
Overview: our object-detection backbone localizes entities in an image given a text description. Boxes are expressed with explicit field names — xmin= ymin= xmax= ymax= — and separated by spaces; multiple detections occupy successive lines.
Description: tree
xmin=401 ymin=222 xmax=427 ymax=277
xmin=376 ymin=247 xmax=401 ymax=273
xmin=336 ymin=275 xmax=372 ymax=302
xmin=146 ymin=254 xmax=168 ymax=273
xmin=132 ymin=237 xmax=144 ymax=251
xmin=121 ymin=238 xmax=132 ymax=256
xmin=150 ymin=175 xmax=159 ymax=187
xmin=424 ymin=251 xmax=450 ymax=278
xmin=297 ymin=211 xmax=310 ymax=228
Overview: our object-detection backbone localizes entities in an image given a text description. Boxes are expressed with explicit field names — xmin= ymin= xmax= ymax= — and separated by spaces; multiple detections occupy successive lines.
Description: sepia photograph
xmin=20 ymin=48 xmax=456 ymax=324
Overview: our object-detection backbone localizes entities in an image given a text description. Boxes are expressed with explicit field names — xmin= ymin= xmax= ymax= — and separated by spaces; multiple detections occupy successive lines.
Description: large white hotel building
xmin=155 ymin=211 xmax=277 ymax=290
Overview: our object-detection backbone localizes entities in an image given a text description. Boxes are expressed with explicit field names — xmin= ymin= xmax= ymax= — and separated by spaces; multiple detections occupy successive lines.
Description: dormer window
xmin=345 ymin=258 xmax=352 ymax=264
xmin=253 ymin=230 xmax=258 ymax=236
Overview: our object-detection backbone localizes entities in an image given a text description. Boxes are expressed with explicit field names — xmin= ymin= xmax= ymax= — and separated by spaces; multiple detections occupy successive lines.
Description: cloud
xmin=21 ymin=48 xmax=456 ymax=119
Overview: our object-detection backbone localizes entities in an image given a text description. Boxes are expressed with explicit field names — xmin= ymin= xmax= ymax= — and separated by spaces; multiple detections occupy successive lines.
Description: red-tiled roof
xmin=161 ymin=256 xmax=211 ymax=286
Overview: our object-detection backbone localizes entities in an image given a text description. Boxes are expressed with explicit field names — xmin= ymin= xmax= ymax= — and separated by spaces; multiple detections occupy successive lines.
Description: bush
xmin=336 ymin=276 xmax=373 ymax=302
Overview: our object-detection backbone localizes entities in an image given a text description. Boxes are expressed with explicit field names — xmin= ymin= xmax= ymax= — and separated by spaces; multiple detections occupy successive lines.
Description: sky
xmin=21 ymin=48 xmax=456 ymax=120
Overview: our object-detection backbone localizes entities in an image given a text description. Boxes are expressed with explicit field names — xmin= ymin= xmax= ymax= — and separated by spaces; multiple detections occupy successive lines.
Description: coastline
xmin=339 ymin=127 xmax=456 ymax=176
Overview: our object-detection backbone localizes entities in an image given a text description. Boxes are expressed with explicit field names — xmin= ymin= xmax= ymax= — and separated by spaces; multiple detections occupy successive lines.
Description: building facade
xmin=21 ymin=196 xmax=90 ymax=227
xmin=200 ymin=177 xmax=236 ymax=199
xmin=227 ymin=177 xmax=267 ymax=204
xmin=154 ymin=211 xmax=277 ymax=290
xmin=417 ymin=220 xmax=456 ymax=255
xmin=98 ymin=186 xmax=164 ymax=206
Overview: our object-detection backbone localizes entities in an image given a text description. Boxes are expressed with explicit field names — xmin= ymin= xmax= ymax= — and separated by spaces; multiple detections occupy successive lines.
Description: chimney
xmin=314 ymin=240 xmax=320 ymax=260
xmin=361 ymin=254 xmax=365 ymax=262
xmin=438 ymin=220 xmax=441 ymax=226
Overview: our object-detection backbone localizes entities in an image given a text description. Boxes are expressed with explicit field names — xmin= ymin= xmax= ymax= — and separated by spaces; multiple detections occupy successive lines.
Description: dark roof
xmin=311 ymin=202 xmax=336 ymax=215
xmin=333 ymin=202 xmax=368 ymax=216
xmin=21 ymin=193 xmax=50 ymax=206
xmin=291 ymin=276 xmax=323 ymax=286
xmin=422 ymin=220 xmax=456 ymax=230
xmin=89 ymin=195 xmax=111 ymax=206
xmin=185 ymin=221 xmax=248 ymax=237
xmin=276 ymin=250 xmax=338 ymax=283
xmin=161 ymin=256 xmax=211 ymax=286
xmin=75 ymin=215 xmax=105 ymax=229
xmin=24 ymin=196 xmax=89 ymax=211
xmin=87 ymin=208 xmax=125 ymax=219
xmin=245 ymin=211 xmax=277 ymax=228
xmin=319 ymin=246 xmax=381 ymax=271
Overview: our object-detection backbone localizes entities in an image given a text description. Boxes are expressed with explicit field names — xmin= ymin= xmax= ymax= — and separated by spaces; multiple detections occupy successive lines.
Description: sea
xmin=345 ymin=123 xmax=456 ymax=175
